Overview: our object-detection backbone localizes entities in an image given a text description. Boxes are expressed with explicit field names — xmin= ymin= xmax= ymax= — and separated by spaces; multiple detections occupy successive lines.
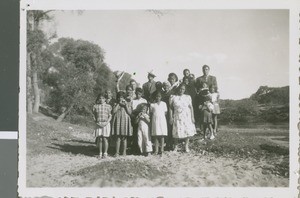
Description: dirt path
xmin=27 ymin=123 xmax=288 ymax=187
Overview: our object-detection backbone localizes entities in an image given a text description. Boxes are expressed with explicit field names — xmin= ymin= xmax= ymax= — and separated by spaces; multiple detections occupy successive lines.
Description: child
xmin=199 ymin=88 xmax=215 ymax=140
xmin=132 ymin=88 xmax=147 ymax=111
xmin=131 ymin=88 xmax=148 ymax=154
xmin=111 ymin=91 xmax=133 ymax=157
xmin=136 ymin=103 xmax=153 ymax=156
xmin=150 ymin=91 xmax=168 ymax=156
xmin=210 ymin=86 xmax=220 ymax=134
xmin=92 ymin=93 xmax=112 ymax=159
xmin=105 ymin=89 xmax=116 ymax=108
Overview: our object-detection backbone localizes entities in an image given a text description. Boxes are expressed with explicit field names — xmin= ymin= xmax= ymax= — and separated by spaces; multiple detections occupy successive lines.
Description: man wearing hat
xmin=196 ymin=65 xmax=218 ymax=91
xmin=142 ymin=71 xmax=156 ymax=102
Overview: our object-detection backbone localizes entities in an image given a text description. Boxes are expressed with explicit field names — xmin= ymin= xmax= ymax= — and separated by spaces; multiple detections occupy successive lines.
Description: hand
xmin=97 ymin=122 xmax=107 ymax=128
xmin=198 ymin=105 xmax=203 ymax=110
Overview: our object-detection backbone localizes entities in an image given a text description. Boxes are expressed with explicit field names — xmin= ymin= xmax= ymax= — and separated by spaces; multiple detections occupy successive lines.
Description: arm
xmin=143 ymin=113 xmax=151 ymax=123
xmin=112 ymin=104 xmax=120 ymax=114
xmin=92 ymin=106 xmax=97 ymax=122
xmin=168 ymin=97 xmax=174 ymax=125
xmin=124 ymin=102 xmax=132 ymax=116
xmin=188 ymin=96 xmax=195 ymax=123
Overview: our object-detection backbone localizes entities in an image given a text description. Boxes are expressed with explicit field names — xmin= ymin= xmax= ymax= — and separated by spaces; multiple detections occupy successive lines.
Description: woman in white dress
xmin=169 ymin=83 xmax=196 ymax=152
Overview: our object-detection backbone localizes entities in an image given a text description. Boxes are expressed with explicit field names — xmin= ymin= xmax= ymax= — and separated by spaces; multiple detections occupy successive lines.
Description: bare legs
xmin=97 ymin=137 xmax=109 ymax=158
xmin=212 ymin=114 xmax=218 ymax=134
xmin=203 ymin=123 xmax=214 ymax=139
xmin=173 ymin=138 xmax=190 ymax=152
xmin=153 ymin=136 xmax=165 ymax=155
xmin=115 ymin=136 xmax=127 ymax=157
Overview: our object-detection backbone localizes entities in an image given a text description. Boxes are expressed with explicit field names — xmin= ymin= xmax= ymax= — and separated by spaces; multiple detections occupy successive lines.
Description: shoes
xmin=210 ymin=135 xmax=215 ymax=140
xmin=185 ymin=147 xmax=190 ymax=153
xmin=102 ymin=153 xmax=108 ymax=159
xmin=114 ymin=153 xmax=119 ymax=157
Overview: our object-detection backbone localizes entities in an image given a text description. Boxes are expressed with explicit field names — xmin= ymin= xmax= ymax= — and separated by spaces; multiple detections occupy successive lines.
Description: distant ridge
xmin=250 ymin=86 xmax=289 ymax=105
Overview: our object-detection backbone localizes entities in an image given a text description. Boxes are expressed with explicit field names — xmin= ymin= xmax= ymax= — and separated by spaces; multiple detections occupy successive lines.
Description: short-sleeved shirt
xmin=93 ymin=103 xmax=112 ymax=122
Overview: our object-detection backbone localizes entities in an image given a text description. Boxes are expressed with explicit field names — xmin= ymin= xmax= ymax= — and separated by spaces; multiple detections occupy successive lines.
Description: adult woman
xmin=169 ymin=83 xmax=196 ymax=152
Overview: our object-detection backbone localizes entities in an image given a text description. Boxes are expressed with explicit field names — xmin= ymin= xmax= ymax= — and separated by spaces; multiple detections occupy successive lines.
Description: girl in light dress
xmin=210 ymin=86 xmax=220 ymax=134
xmin=92 ymin=93 xmax=112 ymax=159
xmin=150 ymin=91 xmax=168 ymax=155
xmin=135 ymin=103 xmax=153 ymax=156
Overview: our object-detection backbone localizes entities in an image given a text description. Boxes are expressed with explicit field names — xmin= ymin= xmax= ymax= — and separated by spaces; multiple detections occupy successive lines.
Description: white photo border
xmin=19 ymin=0 xmax=300 ymax=197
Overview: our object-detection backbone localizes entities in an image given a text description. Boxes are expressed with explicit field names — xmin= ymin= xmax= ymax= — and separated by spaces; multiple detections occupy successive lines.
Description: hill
xmin=219 ymin=86 xmax=289 ymax=124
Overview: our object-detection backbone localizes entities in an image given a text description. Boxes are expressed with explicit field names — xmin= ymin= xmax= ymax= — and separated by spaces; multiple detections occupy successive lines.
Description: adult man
xmin=142 ymin=71 xmax=156 ymax=102
xmin=196 ymin=65 xmax=218 ymax=91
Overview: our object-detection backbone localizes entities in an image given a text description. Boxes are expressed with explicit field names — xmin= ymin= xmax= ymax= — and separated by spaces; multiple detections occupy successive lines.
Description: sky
xmin=43 ymin=10 xmax=289 ymax=99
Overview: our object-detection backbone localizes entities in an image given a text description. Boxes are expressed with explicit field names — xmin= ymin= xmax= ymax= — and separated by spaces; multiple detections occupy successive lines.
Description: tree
xmin=42 ymin=38 xmax=108 ymax=121
xmin=27 ymin=11 xmax=53 ymax=113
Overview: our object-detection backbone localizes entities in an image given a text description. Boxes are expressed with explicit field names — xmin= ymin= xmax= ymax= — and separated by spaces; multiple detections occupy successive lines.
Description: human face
xmin=156 ymin=94 xmax=162 ymax=102
xmin=98 ymin=96 xmax=106 ymax=104
xmin=184 ymin=78 xmax=189 ymax=85
xmin=141 ymin=106 xmax=147 ymax=113
xmin=106 ymin=90 xmax=112 ymax=99
xmin=202 ymin=83 xmax=208 ymax=89
xmin=148 ymin=74 xmax=154 ymax=81
xmin=130 ymin=81 xmax=137 ymax=90
xmin=179 ymin=86 xmax=186 ymax=95
xmin=136 ymin=92 xmax=142 ymax=99
xmin=184 ymin=70 xmax=190 ymax=77
xmin=126 ymin=86 xmax=134 ymax=96
xmin=210 ymin=87 xmax=215 ymax=93
xmin=118 ymin=96 xmax=125 ymax=103
xmin=163 ymin=84 xmax=171 ymax=92
xmin=168 ymin=76 xmax=176 ymax=86
xmin=202 ymin=66 xmax=210 ymax=76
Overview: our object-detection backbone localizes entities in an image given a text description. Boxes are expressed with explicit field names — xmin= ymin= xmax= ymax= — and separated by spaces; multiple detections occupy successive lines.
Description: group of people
xmin=92 ymin=65 xmax=220 ymax=159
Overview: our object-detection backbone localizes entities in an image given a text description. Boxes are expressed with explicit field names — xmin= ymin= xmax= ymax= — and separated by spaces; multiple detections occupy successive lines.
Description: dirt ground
xmin=26 ymin=114 xmax=289 ymax=187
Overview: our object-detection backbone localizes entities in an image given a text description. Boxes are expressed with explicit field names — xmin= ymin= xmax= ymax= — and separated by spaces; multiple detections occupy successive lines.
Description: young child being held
xmin=135 ymin=103 xmax=153 ymax=156
xmin=150 ymin=91 xmax=168 ymax=156
xmin=198 ymin=83 xmax=215 ymax=140
xmin=111 ymin=91 xmax=133 ymax=157
xmin=92 ymin=93 xmax=112 ymax=159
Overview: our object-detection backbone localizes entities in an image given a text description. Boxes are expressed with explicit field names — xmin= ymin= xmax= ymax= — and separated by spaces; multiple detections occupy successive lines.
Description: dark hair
xmin=183 ymin=69 xmax=190 ymax=74
xmin=126 ymin=84 xmax=133 ymax=91
xmin=183 ymin=76 xmax=189 ymax=82
xmin=155 ymin=81 xmax=163 ymax=90
xmin=168 ymin=73 xmax=178 ymax=82
xmin=96 ymin=93 xmax=106 ymax=103
xmin=153 ymin=90 xmax=162 ymax=98
xmin=135 ymin=87 xmax=143 ymax=94
xmin=139 ymin=103 xmax=148 ymax=111
xmin=202 ymin=65 xmax=210 ymax=70
xmin=116 ymin=91 xmax=126 ymax=100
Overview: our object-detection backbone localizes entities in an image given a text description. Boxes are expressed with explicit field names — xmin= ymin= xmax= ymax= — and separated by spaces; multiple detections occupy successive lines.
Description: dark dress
xmin=194 ymin=89 xmax=212 ymax=124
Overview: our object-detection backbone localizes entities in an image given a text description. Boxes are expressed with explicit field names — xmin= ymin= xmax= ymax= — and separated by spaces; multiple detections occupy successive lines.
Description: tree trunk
xmin=56 ymin=105 xmax=73 ymax=122
xmin=27 ymin=76 xmax=33 ymax=113
xmin=27 ymin=52 xmax=33 ymax=113
xmin=32 ymin=71 xmax=40 ymax=113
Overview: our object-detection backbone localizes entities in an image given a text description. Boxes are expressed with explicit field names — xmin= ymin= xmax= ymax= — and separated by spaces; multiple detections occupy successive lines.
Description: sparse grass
xmin=27 ymin=113 xmax=290 ymax=185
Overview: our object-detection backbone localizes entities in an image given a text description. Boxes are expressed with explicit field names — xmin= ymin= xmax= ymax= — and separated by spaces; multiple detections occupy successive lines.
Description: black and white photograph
xmin=18 ymin=1 xmax=299 ymax=197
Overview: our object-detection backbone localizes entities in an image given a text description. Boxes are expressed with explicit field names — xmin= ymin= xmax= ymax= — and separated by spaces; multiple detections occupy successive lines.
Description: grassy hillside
xmin=219 ymin=86 xmax=289 ymax=125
